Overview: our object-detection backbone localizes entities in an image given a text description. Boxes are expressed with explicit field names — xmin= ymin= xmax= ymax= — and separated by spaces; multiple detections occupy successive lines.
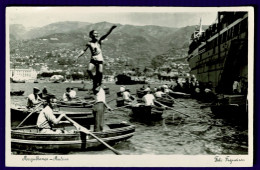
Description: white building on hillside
xmin=10 ymin=68 xmax=38 ymax=80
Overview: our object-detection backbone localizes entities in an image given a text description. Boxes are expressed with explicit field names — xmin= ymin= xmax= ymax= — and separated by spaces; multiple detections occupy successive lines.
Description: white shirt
xmin=142 ymin=94 xmax=155 ymax=106
xmin=122 ymin=91 xmax=131 ymax=100
xmin=144 ymin=87 xmax=151 ymax=91
xmin=164 ymin=88 xmax=170 ymax=93
xmin=63 ymin=93 xmax=70 ymax=101
xmin=120 ymin=86 xmax=125 ymax=92
xmin=96 ymin=87 xmax=106 ymax=103
xmin=155 ymin=91 xmax=165 ymax=98
xmin=233 ymin=81 xmax=241 ymax=93
xmin=70 ymin=90 xmax=76 ymax=98
xmin=27 ymin=93 xmax=41 ymax=108
xmin=162 ymin=85 xmax=168 ymax=89
xmin=37 ymin=106 xmax=58 ymax=129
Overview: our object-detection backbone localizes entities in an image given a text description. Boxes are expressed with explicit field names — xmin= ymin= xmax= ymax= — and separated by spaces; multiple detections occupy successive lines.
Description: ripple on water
xmin=10 ymin=83 xmax=248 ymax=155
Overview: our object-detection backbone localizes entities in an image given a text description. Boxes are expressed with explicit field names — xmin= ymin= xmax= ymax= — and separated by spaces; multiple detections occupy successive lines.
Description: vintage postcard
xmin=5 ymin=6 xmax=254 ymax=167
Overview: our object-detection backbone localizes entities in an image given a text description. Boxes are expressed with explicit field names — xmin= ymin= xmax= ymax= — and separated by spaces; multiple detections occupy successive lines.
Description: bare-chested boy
xmin=75 ymin=25 xmax=117 ymax=91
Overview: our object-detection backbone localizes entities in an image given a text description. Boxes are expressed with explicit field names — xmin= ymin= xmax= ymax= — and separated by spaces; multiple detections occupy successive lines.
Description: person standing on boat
xmin=37 ymin=97 xmax=66 ymax=134
xmin=27 ymin=87 xmax=43 ymax=109
xmin=92 ymin=86 xmax=112 ymax=132
xmin=75 ymin=26 xmax=117 ymax=92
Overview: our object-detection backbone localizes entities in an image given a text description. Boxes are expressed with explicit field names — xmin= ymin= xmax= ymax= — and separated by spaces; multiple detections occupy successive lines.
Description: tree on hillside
xmin=151 ymin=55 xmax=165 ymax=69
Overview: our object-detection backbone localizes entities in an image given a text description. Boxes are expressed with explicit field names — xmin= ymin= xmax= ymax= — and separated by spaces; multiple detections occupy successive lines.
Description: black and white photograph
xmin=5 ymin=7 xmax=254 ymax=167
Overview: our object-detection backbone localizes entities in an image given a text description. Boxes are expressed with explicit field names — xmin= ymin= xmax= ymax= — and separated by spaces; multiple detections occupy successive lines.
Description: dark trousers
xmin=92 ymin=102 xmax=105 ymax=132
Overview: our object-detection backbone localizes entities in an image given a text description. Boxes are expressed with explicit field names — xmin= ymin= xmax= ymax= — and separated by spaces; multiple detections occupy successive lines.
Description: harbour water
xmin=9 ymin=82 xmax=248 ymax=155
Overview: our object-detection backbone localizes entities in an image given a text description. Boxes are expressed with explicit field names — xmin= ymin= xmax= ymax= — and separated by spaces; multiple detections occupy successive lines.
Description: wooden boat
xmin=130 ymin=104 xmax=165 ymax=120
xmin=78 ymin=87 xmax=110 ymax=95
xmin=11 ymin=122 xmax=135 ymax=154
xmin=210 ymin=95 xmax=247 ymax=120
xmin=77 ymin=87 xmax=90 ymax=91
xmin=11 ymin=107 xmax=94 ymax=127
xmin=10 ymin=90 xmax=24 ymax=96
xmin=11 ymin=78 xmax=25 ymax=83
xmin=52 ymin=80 xmax=62 ymax=83
xmin=56 ymin=100 xmax=95 ymax=108
xmin=116 ymin=98 xmax=133 ymax=108
xmin=155 ymin=97 xmax=174 ymax=107
xmin=169 ymin=91 xmax=191 ymax=98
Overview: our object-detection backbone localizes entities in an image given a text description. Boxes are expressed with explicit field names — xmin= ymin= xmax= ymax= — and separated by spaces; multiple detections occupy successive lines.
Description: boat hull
xmin=169 ymin=92 xmax=191 ymax=98
xmin=11 ymin=107 xmax=94 ymax=127
xmin=11 ymin=123 xmax=135 ymax=154
xmin=131 ymin=105 xmax=165 ymax=120
xmin=10 ymin=90 xmax=25 ymax=96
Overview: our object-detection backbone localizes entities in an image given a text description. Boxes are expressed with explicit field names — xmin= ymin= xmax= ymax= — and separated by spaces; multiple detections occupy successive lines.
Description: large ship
xmin=187 ymin=12 xmax=248 ymax=121
xmin=187 ymin=12 xmax=248 ymax=94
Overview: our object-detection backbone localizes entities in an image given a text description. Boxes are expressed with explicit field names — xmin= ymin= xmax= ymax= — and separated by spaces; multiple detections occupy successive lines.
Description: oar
xmin=16 ymin=102 xmax=43 ymax=128
xmin=167 ymin=94 xmax=188 ymax=108
xmin=63 ymin=115 xmax=121 ymax=155
xmin=113 ymin=104 xmax=132 ymax=111
xmin=12 ymin=125 xmax=38 ymax=130
xmin=107 ymin=98 xmax=117 ymax=103
xmin=155 ymin=101 xmax=190 ymax=117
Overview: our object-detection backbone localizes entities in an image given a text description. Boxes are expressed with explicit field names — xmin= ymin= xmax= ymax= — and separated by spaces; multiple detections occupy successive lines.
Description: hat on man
xmin=33 ymin=87 xmax=40 ymax=93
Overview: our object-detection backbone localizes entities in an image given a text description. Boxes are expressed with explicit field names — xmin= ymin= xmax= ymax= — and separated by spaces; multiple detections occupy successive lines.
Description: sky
xmin=6 ymin=7 xmax=224 ymax=28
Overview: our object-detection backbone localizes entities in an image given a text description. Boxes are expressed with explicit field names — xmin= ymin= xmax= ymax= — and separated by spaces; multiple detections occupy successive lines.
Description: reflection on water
xmin=9 ymin=82 xmax=248 ymax=155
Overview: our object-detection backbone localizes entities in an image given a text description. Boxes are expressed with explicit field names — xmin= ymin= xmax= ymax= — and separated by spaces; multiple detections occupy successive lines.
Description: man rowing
xmin=122 ymin=88 xmax=136 ymax=105
xmin=37 ymin=97 xmax=66 ymax=134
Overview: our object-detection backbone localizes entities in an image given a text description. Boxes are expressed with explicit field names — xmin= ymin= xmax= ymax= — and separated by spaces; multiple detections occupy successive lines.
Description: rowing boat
xmin=78 ymin=87 xmax=110 ymax=94
xmin=56 ymin=100 xmax=95 ymax=108
xmin=155 ymin=97 xmax=174 ymax=107
xmin=11 ymin=122 xmax=135 ymax=154
xmin=10 ymin=90 xmax=25 ymax=96
xmin=130 ymin=104 xmax=165 ymax=120
xmin=169 ymin=91 xmax=191 ymax=98
xmin=11 ymin=107 xmax=94 ymax=127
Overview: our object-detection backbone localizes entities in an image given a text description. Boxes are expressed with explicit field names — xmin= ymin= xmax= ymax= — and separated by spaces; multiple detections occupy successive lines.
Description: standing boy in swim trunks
xmin=75 ymin=25 xmax=117 ymax=91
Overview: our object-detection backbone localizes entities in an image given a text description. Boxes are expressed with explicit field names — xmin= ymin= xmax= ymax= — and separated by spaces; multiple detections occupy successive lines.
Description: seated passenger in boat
xmin=154 ymin=87 xmax=166 ymax=98
xmin=120 ymin=85 xmax=126 ymax=92
xmin=70 ymin=88 xmax=77 ymax=99
xmin=144 ymin=85 xmax=151 ymax=92
xmin=122 ymin=89 xmax=135 ymax=103
xmin=140 ymin=85 xmax=146 ymax=90
xmin=142 ymin=90 xmax=155 ymax=106
xmin=27 ymin=87 xmax=43 ymax=109
xmin=142 ymin=90 xmax=162 ymax=110
xmin=233 ymin=77 xmax=241 ymax=94
xmin=37 ymin=98 xmax=67 ymax=134
xmin=63 ymin=87 xmax=72 ymax=101
xmin=38 ymin=86 xmax=49 ymax=100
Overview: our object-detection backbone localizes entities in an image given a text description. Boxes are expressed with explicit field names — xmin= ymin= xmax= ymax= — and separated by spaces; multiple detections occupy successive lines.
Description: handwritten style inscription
xmin=214 ymin=156 xmax=245 ymax=164
xmin=22 ymin=156 xmax=69 ymax=162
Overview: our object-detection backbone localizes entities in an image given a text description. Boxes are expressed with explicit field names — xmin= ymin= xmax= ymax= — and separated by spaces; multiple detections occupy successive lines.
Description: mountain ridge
xmin=9 ymin=21 xmax=208 ymax=70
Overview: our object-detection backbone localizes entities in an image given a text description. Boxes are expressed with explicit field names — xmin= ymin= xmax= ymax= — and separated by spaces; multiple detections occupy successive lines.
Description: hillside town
xmin=10 ymin=33 xmax=191 ymax=82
